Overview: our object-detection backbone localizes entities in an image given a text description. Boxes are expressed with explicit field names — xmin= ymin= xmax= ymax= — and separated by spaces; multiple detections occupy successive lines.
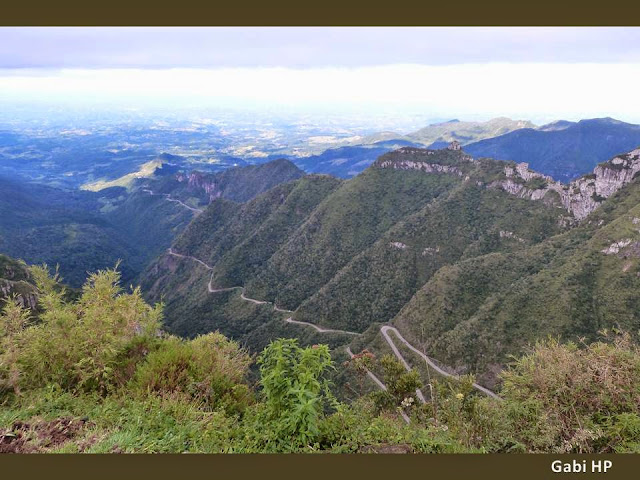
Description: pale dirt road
xmin=142 ymin=188 xmax=204 ymax=214
xmin=166 ymin=248 xmax=501 ymax=402
xmin=381 ymin=326 xmax=502 ymax=401
xmin=285 ymin=317 xmax=359 ymax=336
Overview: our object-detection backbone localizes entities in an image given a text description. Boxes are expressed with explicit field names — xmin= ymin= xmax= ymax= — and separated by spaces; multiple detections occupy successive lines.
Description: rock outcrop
xmin=374 ymin=146 xmax=640 ymax=222
xmin=176 ymin=171 xmax=222 ymax=202
xmin=492 ymin=148 xmax=640 ymax=220
xmin=601 ymin=239 xmax=633 ymax=255
xmin=0 ymin=280 xmax=38 ymax=309
xmin=373 ymin=147 xmax=474 ymax=176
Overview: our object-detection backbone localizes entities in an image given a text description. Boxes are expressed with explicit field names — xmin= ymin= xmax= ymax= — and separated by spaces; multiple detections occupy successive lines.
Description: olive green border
xmin=1 ymin=0 xmax=640 ymax=26
xmin=2 ymin=1 xmax=640 ymax=478
xmin=0 ymin=454 xmax=637 ymax=479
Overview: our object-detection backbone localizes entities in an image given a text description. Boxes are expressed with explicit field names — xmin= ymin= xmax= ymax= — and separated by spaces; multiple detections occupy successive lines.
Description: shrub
xmin=499 ymin=332 xmax=640 ymax=452
xmin=257 ymin=338 xmax=336 ymax=447
xmin=372 ymin=354 xmax=422 ymax=414
xmin=0 ymin=265 xmax=162 ymax=395
xmin=130 ymin=333 xmax=252 ymax=415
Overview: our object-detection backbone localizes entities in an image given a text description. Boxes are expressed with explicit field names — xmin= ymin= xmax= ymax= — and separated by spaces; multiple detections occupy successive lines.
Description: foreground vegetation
xmin=1 ymin=267 xmax=639 ymax=453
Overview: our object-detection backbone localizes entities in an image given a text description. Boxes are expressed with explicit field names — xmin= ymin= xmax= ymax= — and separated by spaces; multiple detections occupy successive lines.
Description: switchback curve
xmin=165 ymin=248 xmax=501 ymax=401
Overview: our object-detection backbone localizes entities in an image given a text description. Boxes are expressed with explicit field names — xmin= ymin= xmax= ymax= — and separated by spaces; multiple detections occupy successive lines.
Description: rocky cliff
xmin=373 ymin=146 xmax=475 ymax=178
xmin=0 ymin=254 xmax=38 ymax=310
xmin=375 ymin=146 xmax=640 ymax=222
xmin=491 ymin=148 xmax=640 ymax=220
xmin=176 ymin=171 xmax=223 ymax=203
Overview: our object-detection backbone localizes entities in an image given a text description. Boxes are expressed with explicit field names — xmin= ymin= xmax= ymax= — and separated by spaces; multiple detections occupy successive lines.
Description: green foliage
xmin=317 ymin=397 xmax=470 ymax=453
xmin=257 ymin=338 xmax=336 ymax=447
xmin=130 ymin=333 xmax=252 ymax=414
xmin=2 ymin=266 xmax=640 ymax=454
xmin=499 ymin=332 xmax=640 ymax=452
xmin=1 ymin=265 xmax=162 ymax=395
xmin=414 ymin=332 xmax=640 ymax=453
xmin=372 ymin=354 xmax=422 ymax=413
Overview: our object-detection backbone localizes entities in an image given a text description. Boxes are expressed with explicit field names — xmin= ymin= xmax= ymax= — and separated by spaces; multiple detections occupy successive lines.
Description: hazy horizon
xmin=2 ymin=27 xmax=640 ymax=127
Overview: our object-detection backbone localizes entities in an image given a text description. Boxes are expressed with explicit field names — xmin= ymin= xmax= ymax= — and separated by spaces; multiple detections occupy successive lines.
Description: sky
xmin=2 ymin=27 xmax=640 ymax=124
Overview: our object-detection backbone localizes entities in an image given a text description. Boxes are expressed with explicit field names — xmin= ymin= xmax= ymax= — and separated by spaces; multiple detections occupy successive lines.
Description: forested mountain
xmin=141 ymin=145 xmax=640 ymax=388
xmin=289 ymin=118 xmax=534 ymax=179
xmin=0 ymin=176 xmax=146 ymax=287
xmin=0 ymin=159 xmax=305 ymax=287
xmin=105 ymin=158 xmax=306 ymax=268
xmin=3 ymin=145 xmax=640 ymax=454
xmin=465 ymin=117 xmax=640 ymax=181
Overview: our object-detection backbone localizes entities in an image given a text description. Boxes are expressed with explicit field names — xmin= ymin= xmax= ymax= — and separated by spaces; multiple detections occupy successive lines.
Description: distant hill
xmin=291 ymin=118 xmax=534 ymax=179
xmin=464 ymin=117 xmax=640 ymax=181
xmin=80 ymin=159 xmax=178 ymax=192
xmin=105 ymin=158 xmax=306 ymax=277
xmin=407 ymin=117 xmax=534 ymax=146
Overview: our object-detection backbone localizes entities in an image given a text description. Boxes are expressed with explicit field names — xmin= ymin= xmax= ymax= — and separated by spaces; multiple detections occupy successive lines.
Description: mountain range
xmin=464 ymin=117 xmax=640 ymax=181
xmin=289 ymin=117 xmax=640 ymax=182
xmin=407 ymin=117 xmax=535 ymax=146
xmin=140 ymin=144 xmax=640 ymax=387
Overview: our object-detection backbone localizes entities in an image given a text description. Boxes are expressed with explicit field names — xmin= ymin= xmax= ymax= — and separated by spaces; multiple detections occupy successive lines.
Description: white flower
xmin=400 ymin=397 xmax=415 ymax=408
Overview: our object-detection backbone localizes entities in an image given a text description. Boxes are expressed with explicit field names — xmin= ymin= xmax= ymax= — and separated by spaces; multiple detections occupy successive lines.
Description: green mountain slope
xmin=390 ymin=152 xmax=640 ymax=387
xmin=0 ymin=176 xmax=146 ymax=287
xmin=140 ymin=174 xmax=343 ymax=338
xmin=244 ymin=155 xmax=465 ymax=309
xmin=105 ymin=158 xmax=307 ymax=278
xmin=141 ymin=145 xmax=640 ymax=389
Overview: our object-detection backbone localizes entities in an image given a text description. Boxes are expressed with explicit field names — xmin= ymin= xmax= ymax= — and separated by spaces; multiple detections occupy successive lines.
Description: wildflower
xmin=400 ymin=396 xmax=415 ymax=408
xmin=455 ymin=393 xmax=464 ymax=400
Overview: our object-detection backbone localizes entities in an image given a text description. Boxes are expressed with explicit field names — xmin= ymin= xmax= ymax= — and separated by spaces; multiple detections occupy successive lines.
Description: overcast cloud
xmin=2 ymin=28 xmax=640 ymax=124
xmin=2 ymin=27 xmax=640 ymax=68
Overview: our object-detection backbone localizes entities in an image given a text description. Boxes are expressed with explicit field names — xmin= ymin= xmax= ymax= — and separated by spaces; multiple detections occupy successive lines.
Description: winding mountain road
xmin=285 ymin=318 xmax=359 ymax=335
xmin=142 ymin=188 xmax=204 ymax=214
xmin=165 ymin=248 xmax=501 ymax=403
xmin=381 ymin=326 xmax=501 ymax=400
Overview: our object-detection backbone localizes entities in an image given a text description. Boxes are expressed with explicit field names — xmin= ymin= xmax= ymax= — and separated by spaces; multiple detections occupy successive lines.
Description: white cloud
xmin=2 ymin=63 xmax=639 ymax=122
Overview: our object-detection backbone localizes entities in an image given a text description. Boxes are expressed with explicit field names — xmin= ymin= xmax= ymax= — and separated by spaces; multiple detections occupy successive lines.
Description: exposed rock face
xmin=493 ymin=149 xmax=640 ymax=220
xmin=374 ymin=147 xmax=474 ymax=176
xmin=176 ymin=171 xmax=222 ymax=202
xmin=447 ymin=140 xmax=462 ymax=151
xmin=0 ymin=280 xmax=38 ymax=309
xmin=376 ymin=146 xmax=640 ymax=222
xmin=376 ymin=159 xmax=464 ymax=176
xmin=499 ymin=230 xmax=525 ymax=243
xmin=422 ymin=246 xmax=440 ymax=256
xmin=601 ymin=239 xmax=633 ymax=255
xmin=389 ymin=242 xmax=408 ymax=250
